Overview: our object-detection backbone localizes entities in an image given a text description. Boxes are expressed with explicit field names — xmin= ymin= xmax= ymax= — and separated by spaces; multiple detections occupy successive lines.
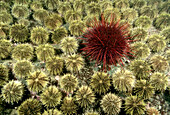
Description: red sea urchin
xmin=80 ymin=14 xmax=134 ymax=71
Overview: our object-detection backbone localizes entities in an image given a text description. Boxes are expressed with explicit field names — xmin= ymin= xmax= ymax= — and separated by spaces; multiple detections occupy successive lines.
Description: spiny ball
xmin=0 ymin=39 xmax=12 ymax=60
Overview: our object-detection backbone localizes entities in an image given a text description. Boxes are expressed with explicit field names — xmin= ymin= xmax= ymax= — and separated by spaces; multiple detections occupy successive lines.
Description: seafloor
xmin=0 ymin=0 xmax=169 ymax=115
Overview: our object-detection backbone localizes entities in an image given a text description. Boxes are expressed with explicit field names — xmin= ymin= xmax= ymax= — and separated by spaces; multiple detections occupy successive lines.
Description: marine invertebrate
xmin=69 ymin=20 xmax=86 ymax=36
xmin=85 ymin=0 xmax=99 ymax=4
xmin=11 ymin=4 xmax=29 ymax=19
xmin=40 ymin=85 xmax=62 ymax=107
xmin=51 ymin=27 xmax=67 ymax=44
xmin=147 ymin=34 xmax=166 ymax=52
xmin=0 ymin=23 xmax=10 ymax=39
xmin=14 ymin=0 xmax=30 ymax=5
xmin=30 ymin=26 xmax=49 ymax=44
xmin=27 ymin=71 xmax=49 ymax=92
xmin=60 ymin=96 xmax=77 ymax=114
xmin=99 ymin=0 xmax=112 ymax=11
xmin=146 ymin=107 xmax=160 ymax=115
xmin=60 ymin=37 xmax=78 ymax=55
xmin=84 ymin=111 xmax=99 ymax=115
xmin=83 ymin=15 xmax=99 ymax=27
xmin=9 ymin=24 xmax=29 ymax=42
xmin=112 ymin=69 xmax=135 ymax=92
xmin=150 ymin=55 xmax=169 ymax=72
xmin=13 ymin=60 xmax=33 ymax=79
xmin=131 ymin=0 xmax=146 ymax=9
xmin=140 ymin=6 xmax=157 ymax=19
xmin=33 ymin=9 xmax=49 ymax=23
xmin=18 ymin=19 xmax=30 ymax=27
xmin=130 ymin=60 xmax=151 ymax=79
xmin=65 ymin=54 xmax=85 ymax=73
xmin=80 ymin=13 xmax=134 ymax=71
xmin=124 ymin=95 xmax=146 ymax=115
xmin=73 ymin=0 xmax=85 ymax=12
xmin=44 ymin=0 xmax=59 ymax=10
xmin=30 ymin=1 xmax=43 ymax=11
xmin=114 ymin=0 xmax=129 ymax=10
xmin=12 ymin=44 xmax=33 ymax=60
xmin=0 ymin=39 xmax=12 ymax=60
xmin=165 ymin=49 xmax=170 ymax=62
xmin=134 ymin=16 xmax=151 ymax=28
xmin=158 ymin=1 xmax=170 ymax=14
xmin=100 ymin=93 xmax=122 ymax=115
xmin=1 ymin=80 xmax=23 ymax=104
xmin=130 ymin=27 xmax=148 ymax=41
xmin=57 ymin=1 xmax=71 ymax=16
xmin=153 ymin=13 xmax=170 ymax=30
xmin=131 ymin=42 xmax=150 ymax=59
xmin=44 ymin=13 xmax=62 ymax=30
xmin=42 ymin=109 xmax=62 ymax=115
xmin=150 ymin=72 xmax=168 ymax=92
xmin=90 ymin=72 xmax=111 ymax=94
xmin=46 ymin=56 xmax=64 ymax=75
xmin=0 ymin=64 xmax=8 ymax=86
xmin=36 ymin=44 xmax=55 ymax=62
xmin=85 ymin=2 xmax=101 ymax=17
xmin=65 ymin=10 xmax=82 ymax=23
xmin=60 ymin=74 xmax=78 ymax=93
xmin=0 ymin=1 xmax=10 ymax=12
xmin=0 ymin=11 xmax=13 ymax=24
xmin=18 ymin=98 xmax=42 ymax=115
xmin=160 ymin=27 xmax=170 ymax=43
xmin=75 ymin=86 xmax=95 ymax=108
xmin=122 ymin=8 xmax=138 ymax=23
xmin=134 ymin=80 xmax=155 ymax=99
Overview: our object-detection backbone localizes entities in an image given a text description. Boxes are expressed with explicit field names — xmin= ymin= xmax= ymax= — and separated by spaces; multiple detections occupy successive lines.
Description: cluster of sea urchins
xmin=80 ymin=14 xmax=134 ymax=71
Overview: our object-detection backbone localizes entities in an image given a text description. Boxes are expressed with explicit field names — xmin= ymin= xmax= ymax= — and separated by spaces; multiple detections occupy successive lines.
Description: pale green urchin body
xmin=1 ymin=80 xmax=24 ymax=104
xmin=18 ymin=98 xmax=42 ymax=115
xmin=12 ymin=44 xmax=33 ymax=60
xmin=134 ymin=80 xmax=155 ymax=99
xmin=99 ymin=0 xmax=112 ymax=11
xmin=103 ymin=8 xmax=121 ymax=22
xmin=46 ymin=56 xmax=64 ymax=75
xmin=124 ymin=95 xmax=146 ymax=115
xmin=85 ymin=2 xmax=101 ymax=17
xmin=30 ymin=26 xmax=49 ymax=45
xmin=13 ymin=60 xmax=33 ymax=79
xmin=0 ymin=64 xmax=9 ymax=86
xmin=44 ymin=13 xmax=62 ymax=30
xmin=11 ymin=4 xmax=29 ymax=19
xmin=69 ymin=20 xmax=86 ymax=36
xmin=0 ymin=39 xmax=12 ymax=60
xmin=36 ymin=44 xmax=55 ymax=62
xmin=0 ymin=12 xmax=13 ymax=24
xmin=160 ymin=27 xmax=170 ymax=44
xmin=90 ymin=72 xmax=111 ymax=94
xmin=73 ymin=0 xmax=85 ymax=12
xmin=18 ymin=19 xmax=30 ymax=27
xmin=60 ymin=96 xmax=77 ymax=115
xmin=122 ymin=8 xmax=138 ymax=23
xmin=130 ymin=27 xmax=148 ymax=41
xmin=33 ymin=9 xmax=49 ymax=23
xmin=60 ymin=74 xmax=78 ymax=93
xmin=40 ymin=85 xmax=62 ymax=107
xmin=60 ymin=37 xmax=78 ymax=55
xmin=100 ymin=93 xmax=122 ymax=115
xmin=150 ymin=72 xmax=168 ymax=92
xmin=65 ymin=10 xmax=82 ymax=23
xmin=131 ymin=42 xmax=150 ymax=59
xmin=0 ymin=1 xmax=10 ymax=13
xmin=42 ymin=109 xmax=62 ymax=115
xmin=112 ymin=69 xmax=135 ymax=92
xmin=147 ymin=34 xmax=166 ymax=52
xmin=14 ymin=0 xmax=30 ymax=5
xmin=153 ymin=13 xmax=170 ymax=30
xmin=150 ymin=55 xmax=169 ymax=72
xmin=130 ymin=60 xmax=151 ymax=79
xmin=27 ymin=71 xmax=49 ymax=93
xmin=65 ymin=54 xmax=85 ymax=73
xmin=51 ymin=27 xmax=67 ymax=44
xmin=30 ymin=1 xmax=43 ymax=11
xmin=134 ymin=16 xmax=151 ymax=28
xmin=9 ymin=24 xmax=29 ymax=42
xmin=44 ymin=0 xmax=59 ymax=10
xmin=75 ymin=86 xmax=95 ymax=108
xmin=57 ymin=2 xmax=71 ymax=16
xmin=139 ymin=6 xmax=157 ymax=19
